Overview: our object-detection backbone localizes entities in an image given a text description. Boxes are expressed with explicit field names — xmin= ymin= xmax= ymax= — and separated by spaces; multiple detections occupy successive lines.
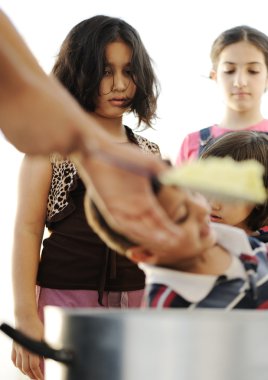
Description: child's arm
xmin=11 ymin=155 xmax=52 ymax=380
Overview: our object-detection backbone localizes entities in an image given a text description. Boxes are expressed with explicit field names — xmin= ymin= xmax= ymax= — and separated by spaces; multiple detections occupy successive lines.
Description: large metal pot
xmin=1 ymin=306 xmax=268 ymax=380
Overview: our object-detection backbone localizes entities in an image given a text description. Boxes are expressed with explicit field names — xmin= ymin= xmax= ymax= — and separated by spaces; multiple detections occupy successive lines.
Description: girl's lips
xmin=210 ymin=214 xmax=222 ymax=223
xmin=109 ymin=98 xmax=128 ymax=107
xmin=232 ymin=92 xmax=250 ymax=97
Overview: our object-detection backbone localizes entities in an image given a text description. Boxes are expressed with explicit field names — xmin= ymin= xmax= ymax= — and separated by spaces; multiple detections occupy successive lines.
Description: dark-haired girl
xmin=11 ymin=16 xmax=161 ymax=379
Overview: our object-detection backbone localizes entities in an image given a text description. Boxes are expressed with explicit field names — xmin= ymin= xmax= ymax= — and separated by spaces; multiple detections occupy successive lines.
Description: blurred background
xmin=1 ymin=0 xmax=268 ymax=378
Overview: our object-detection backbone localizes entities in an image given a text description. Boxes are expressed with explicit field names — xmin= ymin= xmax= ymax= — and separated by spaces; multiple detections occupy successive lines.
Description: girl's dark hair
xmin=201 ymin=131 xmax=268 ymax=231
xmin=210 ymin=25 xmax=268 ymax=70
xmin=52 ymin=15 xmax=159 ymax=128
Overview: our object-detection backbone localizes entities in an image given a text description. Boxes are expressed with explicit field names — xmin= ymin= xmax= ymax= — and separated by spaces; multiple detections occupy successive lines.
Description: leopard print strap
xmin=133 ymin=133 xmax=161 ymax=156
xmin=47 ymin=154 xmax=77 ymax=222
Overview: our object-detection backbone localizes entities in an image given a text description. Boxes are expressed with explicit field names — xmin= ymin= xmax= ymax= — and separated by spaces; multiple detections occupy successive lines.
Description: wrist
xmin=14 ymin=306 xmax=39 ymax=323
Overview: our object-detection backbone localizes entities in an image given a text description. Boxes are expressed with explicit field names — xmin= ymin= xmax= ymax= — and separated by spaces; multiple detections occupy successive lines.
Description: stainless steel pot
xmin=1 ymin=306 xmax=268 ymax=380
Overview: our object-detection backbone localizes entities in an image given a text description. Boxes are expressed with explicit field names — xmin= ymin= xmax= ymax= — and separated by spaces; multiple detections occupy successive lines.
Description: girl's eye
xmin=124 ymin=69 xmax=133 ymax=76
xmin=103 ymin=68 xmax=112 ymax=76
xmin=174 ymin=203 xmax=189 ymax=225
xmin=248 ymin=70 xmax=259 ymax=74
xmin=223 ymin=70 xmax=235 ymax=74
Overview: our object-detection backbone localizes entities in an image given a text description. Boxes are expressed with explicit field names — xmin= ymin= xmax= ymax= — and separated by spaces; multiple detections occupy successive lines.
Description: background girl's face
xmin=212 ymin=41 xmax=268 ymax=114
xmin=95 ymin=40 xmax=137 ymax=119
xmin=209 ymin=198 xmax=254 ymax=232
xmin=149 ymin=187 xmax=217 ymax=268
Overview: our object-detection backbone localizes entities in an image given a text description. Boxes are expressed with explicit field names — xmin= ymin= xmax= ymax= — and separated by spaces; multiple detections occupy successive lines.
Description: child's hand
xmin=11 ymin=317 xmax=44 ymax=380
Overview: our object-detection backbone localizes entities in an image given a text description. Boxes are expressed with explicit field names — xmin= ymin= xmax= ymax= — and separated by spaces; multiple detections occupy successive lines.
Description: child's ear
xmin=126 ymin=246 xmax=155 ymax=264
xmin=209 ymin=69 xmax=217 ymax=81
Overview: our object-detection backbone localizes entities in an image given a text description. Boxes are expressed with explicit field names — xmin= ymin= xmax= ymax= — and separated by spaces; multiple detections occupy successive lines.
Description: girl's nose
xmin=210 ymin=199 xmax=222 ymax=211
xmin=233 ymin=70 xmax=247 ymax=87
xmin=112 ymin=73 xmax=129 ymax=92
xmin=191 ymin=193 xmax=211 ymax=218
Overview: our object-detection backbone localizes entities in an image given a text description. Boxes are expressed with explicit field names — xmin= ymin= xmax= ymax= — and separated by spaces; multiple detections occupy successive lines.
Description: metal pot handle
xmin=0 ymin=323 xmax=74 ymax=365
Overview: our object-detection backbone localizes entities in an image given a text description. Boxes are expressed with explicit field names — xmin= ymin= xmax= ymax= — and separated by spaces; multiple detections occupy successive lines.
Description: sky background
xmin=1 ymin=1 xmax=268 ymax=378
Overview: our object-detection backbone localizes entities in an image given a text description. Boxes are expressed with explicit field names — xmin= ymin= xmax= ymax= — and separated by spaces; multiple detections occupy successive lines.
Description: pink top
xmin=176 ymin=119 xmax=268 ymax=165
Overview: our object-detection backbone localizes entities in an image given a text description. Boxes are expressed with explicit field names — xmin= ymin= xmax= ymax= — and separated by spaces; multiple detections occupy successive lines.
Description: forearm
xmin=11 ymin=224 xmax=45 ymax=379
xmin=0 ymin=11 xmax=125 ymax=158
xmin=0 ymin=10 xmax=45 ymax=77
xmin=0 ymin=10 xmax=49 ymax=107
xmin=12 ymin=228 xmax=43 ymax=323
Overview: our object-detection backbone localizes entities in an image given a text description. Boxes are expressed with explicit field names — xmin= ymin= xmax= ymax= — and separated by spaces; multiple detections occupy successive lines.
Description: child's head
xmin=52 ymin=15 xmax=159 ymax=127
xmin=210 ymin=25 xmax=268 ymax=71
xmin=84 ymin=184 xmax=217 ymax=270
xmin=209 ymin=26 xmax=268 ymax=114
xmin=201 ymin=131 xmax=268 ymax=232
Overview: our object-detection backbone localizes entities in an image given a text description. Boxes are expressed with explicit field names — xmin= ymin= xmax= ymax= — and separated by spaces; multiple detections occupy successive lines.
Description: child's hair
xmin=201 ymin=131 xmax=268 ymax=231
xmin=210 ymin=25 xmax=268 ymax=70
xmin=52 ymin=15 xmax=159 ymax=128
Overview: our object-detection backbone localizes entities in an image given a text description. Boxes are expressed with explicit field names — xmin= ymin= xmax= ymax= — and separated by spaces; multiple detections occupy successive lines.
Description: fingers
xmin=106 ymin=199 xmax=182 ymax=253
xmin=76 ymin=137 xmax=180 ymax=253
xmin=28 ymin=354 xmax=44 ymax=380
xmin=12 ymin=343 xmax=44 ymax=380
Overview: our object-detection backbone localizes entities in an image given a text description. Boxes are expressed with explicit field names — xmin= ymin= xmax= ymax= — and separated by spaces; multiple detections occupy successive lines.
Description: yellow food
xmin=160 ymin=157 xmax=266 ymax=203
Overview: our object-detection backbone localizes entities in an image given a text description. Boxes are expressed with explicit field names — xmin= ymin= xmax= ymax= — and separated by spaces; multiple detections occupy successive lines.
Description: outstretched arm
xmin=0 ymin=9 xmax=95 ymax=155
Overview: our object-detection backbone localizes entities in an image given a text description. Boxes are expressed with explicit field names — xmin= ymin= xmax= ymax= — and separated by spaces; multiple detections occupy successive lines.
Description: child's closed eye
xmin=174 ymin=205 xmax=189 ymax=224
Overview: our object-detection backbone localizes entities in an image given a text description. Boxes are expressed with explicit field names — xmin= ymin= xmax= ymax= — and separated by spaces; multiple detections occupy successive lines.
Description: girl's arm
xmin=11 ymin=154 xmax=52 ymax=380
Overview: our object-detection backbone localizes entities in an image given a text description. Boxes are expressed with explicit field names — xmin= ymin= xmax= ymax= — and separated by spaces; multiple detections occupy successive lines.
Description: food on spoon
xmin=159 ymin=157 xmax=266 ymax=203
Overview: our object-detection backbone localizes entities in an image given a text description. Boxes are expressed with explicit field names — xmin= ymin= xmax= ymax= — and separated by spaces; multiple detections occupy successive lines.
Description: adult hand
xmin=73 ymin=141 xmax=186 ymax=254
xmin=11 ymin=317 xmax=44 ymax=380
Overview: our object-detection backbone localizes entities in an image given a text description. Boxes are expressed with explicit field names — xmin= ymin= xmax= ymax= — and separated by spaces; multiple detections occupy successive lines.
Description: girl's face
xmin=95 ymin=40 xmax=137 ymax=119
xmin=147 ymin=187 xmax=217 ymax=269
xmin=211 ymin=41 xmax=268 ymax=114
xmin=209 ymin=198 xmax=254 ymax=233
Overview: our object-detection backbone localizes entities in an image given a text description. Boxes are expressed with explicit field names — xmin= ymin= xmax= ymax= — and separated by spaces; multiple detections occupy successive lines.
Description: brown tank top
xmin=37 ymin=127 xmax=161 ymax=302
